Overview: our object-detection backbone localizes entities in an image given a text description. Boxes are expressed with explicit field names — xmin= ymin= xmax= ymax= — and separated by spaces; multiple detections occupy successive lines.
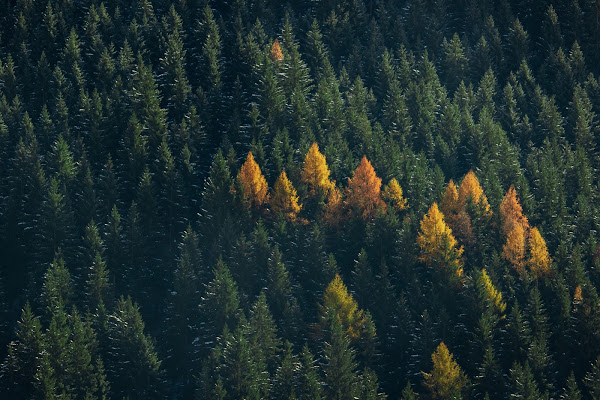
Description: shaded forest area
xmin=2 ymin=0 xmax=600 ymax=398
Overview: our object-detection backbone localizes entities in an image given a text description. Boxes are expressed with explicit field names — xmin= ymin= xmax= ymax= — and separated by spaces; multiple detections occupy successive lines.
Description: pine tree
xmin=322 ymin=312 xmax=358 ymax=400
xmin=422 ymin=342 xmax=467 ymax=399
xmin=201 ymin=257 xmax=240 ymax=342
xmin=299 ymin=344 xmax=323 ymax=400
xmin=238 ymin=151 xmax=269 ymax=209
xmin=270 ymin=170 xmax=302 ymax=221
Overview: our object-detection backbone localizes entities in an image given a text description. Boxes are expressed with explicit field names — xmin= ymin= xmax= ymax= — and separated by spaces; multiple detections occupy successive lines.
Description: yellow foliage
xmin=270 ymin=39 xmax=284 ymax=62
xmin=383 ymin=178 xmax=408 ymax=211
xmin=270 ymin=170 xmax=302 ymax=221
xmin=478 ymin=269 xmax=506 ymax=314
xmin=500 ymin=185 xmax=529 ymax=237
xmin=528 ymin=227 xmax=552 ymax=279
xmin=422 ymin=342 xmax=467 ymax=399
xmin=323 ymin=184 xmax=343 ymax=227
xmin=440 ymin=180 xmax=459 ymax=218
xmin=238 ymin=151 xmax=269 ymax=209
xmin=320 ymin=274 xmax=365 ymax=340
xmin=301 ymin=142 xmax=333 ymax=194
xmin=417 ymin=203 xmax=464 ymax=277
xmin=458 ymin=170 xmax=491 ymax=214
xmin=502 ymin=223 xmax=526 ymax=273
xmin=345 ymin=156 xmax=385 ymax=219
xmin=573 ymin=285 xmax=583 ymax=312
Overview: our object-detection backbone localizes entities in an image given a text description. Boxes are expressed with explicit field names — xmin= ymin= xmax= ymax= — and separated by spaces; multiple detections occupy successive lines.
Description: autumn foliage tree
xmin=499 ymin=185 xmax=529 ymax=237
xmin=345 ymin=156 xmax=385 ymax=220
xmin=270 ymin=39 xmax=284 ymax=62
xmin=238 ymin=152 xmax=269 ymax=209
xmin=301 ymin=142 xmax=333 ymax=195
xmin=458 ymin=170 xmax=491 ymax=214
xmin=417 ymin=203 xmax=464 ymax=278
xmin=527 ymin=227 xmax=552 ymax=279
xmin=502 ymin=223 xmax=526 ymax=272
xmin=320 ymin=274 xmax=365 ymax=340
xmin=383 ymin=178 xmax=408 ymax=211
xmin=422 ymin=342 xmax=467 ymax=399
xmin=270 ymin=171 xmax=302 ymax=221
xmin=440 ymin=180 xmax=474 ymax=246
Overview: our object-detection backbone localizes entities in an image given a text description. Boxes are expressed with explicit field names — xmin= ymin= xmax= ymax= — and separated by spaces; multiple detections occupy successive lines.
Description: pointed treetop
xmin=458 ymin=170 xmax=491 ymax=214
xmin=422 ymin=342 xmax=467 ymax=399
xmin=440 ymin=179 xmax=459 ymax=217
xmin=528 ymin=227 xmax=552 ymax=280
xmin=500 ymin=185 xmax=529 ymax=237
xmin=346 ymin=156 xmax=385 ymax=220
xmin=478 ymin=269 xmax=507 ymax=314
xmin=320 ymin=274 xmax=365 ymax=340
xmin=238 ymin=151 xmax=269 ymax=209
xmin=383 ymin=178 xmax=408 ymax=211
xmin=302 ymin=142 xmax=333 ymax=194
xmin=270 ymin=170 xmax=302 ymax=221
xmin=270 ymin=39 xmax=284 ymax=62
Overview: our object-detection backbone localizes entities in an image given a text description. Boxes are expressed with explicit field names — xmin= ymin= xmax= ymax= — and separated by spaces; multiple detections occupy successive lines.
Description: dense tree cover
xmin=1 ymin=0 xmax=600 ymax=399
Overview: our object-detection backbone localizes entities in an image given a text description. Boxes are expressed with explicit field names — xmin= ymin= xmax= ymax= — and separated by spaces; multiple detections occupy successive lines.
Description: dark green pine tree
xmin=298 ymin=344 xmax=323 ymax=400
xmin=562 ymin=371 xmax=582 ymax=400
xmin=509 ymin=361 xmax=547 ymax=400
xmin=106 ymin=296 xmax=163 ymax=399
xmin=270 ymin=340 xmax=298 ymax=400
xmin=322 ymin=311 xmax=359 ymax=400
xmin=1 ymin=302 xmax=44 ymax=398
xmin=246 ymin=291 xmax=281 ymax=374
xmin=42 ymin=253 xmax=72 ymax=313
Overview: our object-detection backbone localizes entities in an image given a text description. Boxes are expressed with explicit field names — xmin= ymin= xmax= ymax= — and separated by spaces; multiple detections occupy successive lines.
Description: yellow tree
xmin=238 ymin=151 xmax=269 ymax=209
xmin=528 ymin=227 xmax=552 ymax=279
xmin=422 ymin=342 xmax=467 ymax=399
xmin=345 ymin=156 xmax=385 ymax=219
xmin=320 ymin=274 xmax=365 ymax=340
xmin=477 ymin=269 xmax=507 ymax=314
xmin=440 ymin=180 xmax=459 ymax=218
xmin=417 ymin=203 xmax=464 ymax=277
xmin=441 ymin=180 xmax=474 ymax=246
xmin=301 ymin=142 xmax=333 ymax=194
xmin=270 ymin=170 xmax=302 ymax=221
xmin=502 ymin=223 xmax=526 ymax=273
xmin=383 ymin=178 xmax=408 ymax=211
xmin=499 ymin=185 xmax=529 ymax=237
xmin=270 ymin=39 xmax=284 ymax=62
xmin=458 ymin=170 xmax=491 ymax=214
xmin=322 ymin=185 xmax=343 ymax=227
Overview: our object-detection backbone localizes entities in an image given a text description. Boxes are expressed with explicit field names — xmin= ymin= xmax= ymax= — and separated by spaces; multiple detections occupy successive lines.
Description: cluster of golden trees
xmin=237 ymin=142 xmax=408 ymax=223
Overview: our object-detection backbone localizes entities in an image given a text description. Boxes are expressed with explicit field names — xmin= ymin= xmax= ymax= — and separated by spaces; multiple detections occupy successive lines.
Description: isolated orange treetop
xmin=301 ymin=142 xmax=333 ymax=194
xmin=238 ymin=151 xmax=269 ymax=209
xmin=270 ymin=39 xmax=284 ymax=62
xmin=345 ymin=156 xmax=385 ymax=219
xmin=458 ymin=170 xmax=491 ymax=214
xmin=500 ymin=185 xmax=529 ymax=237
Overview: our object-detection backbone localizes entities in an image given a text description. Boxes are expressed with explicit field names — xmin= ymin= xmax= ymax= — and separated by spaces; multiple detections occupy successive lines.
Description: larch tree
xmin=458 ymin=170 xmax=491 ymax=214
xmin=323 ymin=185 xmax=343 ymax=227
xmin=500 ymin=185 xmax=530 ymax=237
xmin=422 ymin=342 xmax=467 ymax=399
xmin=270 ymin=39 xmax=284 ymax=63
xmin=320 ymin=274 xmax=365 ymax=340
xmin=416 ymin=202 xmax=464 ymax=278
xmin=301 ymin=142 xmax=333 ymax=194
xmin=440 ymin=179 xmax=460 ymax=218
xmin=477 ymin=269 xmax=507 ymax=315
xmin=270 ymin=171 xmax=302 ymax=221
xmin=441 ymin=179 xmax=474 ymax=246
xmin=345 ymin=156 xmax=385 ymax=220
xmin=238 ymin=151 xmax=269 ymax=209
xmin=503 ymin=223 xmax=527 ymax=273
xmin=528 ymin=227 xmax=552 ymax=279
xmin=383 ymin=178 xmax=408 ymax=211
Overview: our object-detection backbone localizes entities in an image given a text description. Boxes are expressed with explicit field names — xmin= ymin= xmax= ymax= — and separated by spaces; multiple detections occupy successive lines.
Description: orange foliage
xmin=458 ymin=170 xmax=491 ymax=214
xmin=417 ymin=203 xmax=464 ymax=277
xmin=528 ymin=227 xmax=552 ymax=279
xmin=502 ymin=224 xmax=526 ymax=273
xmin=270 ymin=170 xmax=302 ymax=221
xmin=441 ymin=180 xmax=474 ymax=246
xmin=323 ymin=185 xmax=343 ymax=227
xmin=383 ymin=178 xmax=408 ymax=211
xmin=238 ymin=151 xmax=269 ymax=209
xmin=301 ymin=142 xmax=333 ymax=194
xmin=440 ymin=180 xmax=460 ymax=218
xmin=573 ymin=285 xmax=583 ymax=312
xmin=345 ymin=156 xmax=385 ymax=219
xmin=270 ymin=39 xmax=284 ymax=62
xmin=500 ymin=185 xmax=529 ymax=237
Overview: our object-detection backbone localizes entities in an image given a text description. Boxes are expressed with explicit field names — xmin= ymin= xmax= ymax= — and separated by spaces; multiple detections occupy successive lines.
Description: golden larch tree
xmin=422 ymin=342 xmax=467 ymax=399
xmin=528 ymin=227 xmax=552 ymax=279
xmin=238 ymin=151 xmax=269 ymax=209
xmin=270 ymin=170 xmax=302 ymax=221
xmin=270 ymin=39 xmax=283 ymax=62
xmin=440 ymin=179 xmax=459 ymax=218
xmin=301 ymin=142 xmax=333 ymax=194
xmin=417 ymin=203 xmax=464 ymax=277
xmin=345 ymin=156 xmax=385 ymax=219
xmin=458 ymin=170 xmax=491 ymax=214
xmin=322 ymin=184 xmax=343 ymax=227
xmin=499 ymin=185 xmax=529 ymax=237
xmin=573 ymin=285 xmax=583 ymax=312
xmin=320 ymin=274 xmax=365 ymax=340
xmin=441 ymin=180 xmax=474 ymax=246
xmin=477 ymin=269 xmax=507 ymax=314
xmin=502 ymin=223 xmax=526 ymax=272
xmin=383 ymin=178 xmax=408 ymax=211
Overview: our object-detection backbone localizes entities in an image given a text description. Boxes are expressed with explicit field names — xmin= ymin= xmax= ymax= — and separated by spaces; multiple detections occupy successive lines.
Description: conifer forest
xmin=5 ymin=0 xmax=600 ymax=398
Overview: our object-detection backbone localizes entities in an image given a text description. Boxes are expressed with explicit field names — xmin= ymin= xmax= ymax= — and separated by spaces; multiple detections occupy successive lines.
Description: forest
xmin=1 ymin=0 xmax=600 ymax=399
